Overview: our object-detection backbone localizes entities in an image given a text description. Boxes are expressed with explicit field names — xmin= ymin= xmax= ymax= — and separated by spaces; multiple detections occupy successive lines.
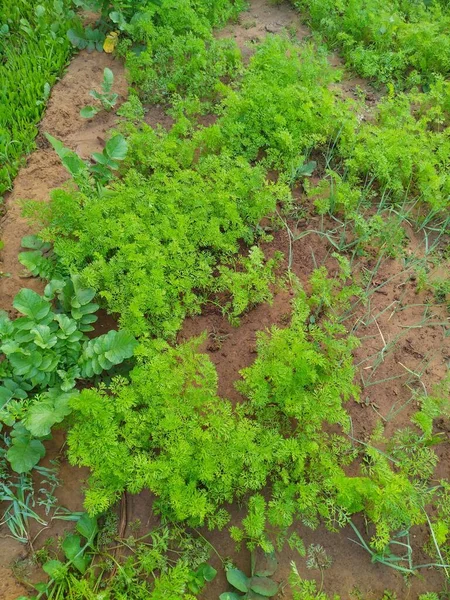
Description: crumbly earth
xmin=1 ymin=2 xmax=449 ymax=599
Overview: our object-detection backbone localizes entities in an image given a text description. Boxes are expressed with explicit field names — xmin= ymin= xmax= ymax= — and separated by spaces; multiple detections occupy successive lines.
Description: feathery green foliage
xmin=198 ymin=36 xmax=355 ymax=171
xmin=294 ymin=0 xmax=450 ymax=88
xmin=36 ymin=125 xmax=288 ymax=337
xmin=118 ymin=0 xmax=245 ymax=106
xmin=67 ymin=271 xmax=360 ymax=529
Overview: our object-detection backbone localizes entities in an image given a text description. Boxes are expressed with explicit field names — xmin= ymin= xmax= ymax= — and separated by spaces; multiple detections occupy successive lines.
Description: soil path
xmin=0 ymin=51 xmax=127 ymax=313
xmin=0 ymin=50 xmax=127 ymax=600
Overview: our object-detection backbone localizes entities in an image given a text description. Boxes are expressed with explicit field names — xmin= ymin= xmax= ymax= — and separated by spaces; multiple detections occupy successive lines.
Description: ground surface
xmin=0 ymin=1 xmax=449 ymax=599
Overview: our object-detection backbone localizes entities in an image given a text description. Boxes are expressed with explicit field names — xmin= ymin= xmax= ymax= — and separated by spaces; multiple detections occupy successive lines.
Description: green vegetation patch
xmin=294 ymin=0 xmax=450 ymax=88
xmin=0 ymin=0 xmax=76 ymax=196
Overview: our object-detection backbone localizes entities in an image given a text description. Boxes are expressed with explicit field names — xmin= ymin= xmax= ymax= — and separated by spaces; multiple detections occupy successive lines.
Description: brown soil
xmin=1 ymin=2 xmax=449 ymax=599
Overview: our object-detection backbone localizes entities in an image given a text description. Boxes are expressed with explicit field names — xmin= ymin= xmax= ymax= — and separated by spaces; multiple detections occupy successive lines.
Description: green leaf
xmin=62 ymin=534 xmax=89 ymax=573
xmin=19 ymin=251 xmax=52 ymax=278
xmin=9 ymin=352 xmax=40 ymax=377
xmin=248 ymin=577 xmax=278 ymax=597
xmin=247 ymin=592 xmax=267 ymax=600
xmin=13 ymin=289 xmax=50 ymax=320
xmin=31 ymin=325 xmax=57 ymax=349
xmin=45 ymin=133 xmax=87 ymax=178
xmin=103 ymin=330 xmax=137 ymax=364
xmin=253 ymin=550 xmax=278 ymax=577
xmin=24 ymin=394 xmax=73 ymax=437
xmin=7 ymin=437 xmax=45 ymax=473
xmin=67 ymin=26 xmax=104 ymax=52
xmin=105 ymin=135 xmax=128 ymax=161
xmin=76 ymin=513 xmax=98 ymax=542
xmin=226 ymin=568 xmax=249 ymax=593
xmin=54 ymin=314 xmax=78 ymax=336
xmin=21 ymin=235 xmax=50 ymax=251
xmin=91 ymin=152 xmax=109 ymax=165
xmin=72 ymin=275 xmax=96 ymax=306
xmin=102 ymin=67 xmax=114 ymax=91
xmin=44 ymin=279 xmax=66 ymax=300
xmin=295 ymin=160 xmax=317 ymax=178
xmin=0 ymin=311 xmax=13 ymax=336
xmin=198 ymin=563 xmax=217 ymax=582
xmin=42 ymin=559 xmax=65 ymax=579
xmin=220 ymin=594 xmax=242 ymax=600
xmin=80 ymin=106 xmax=99 ymax=119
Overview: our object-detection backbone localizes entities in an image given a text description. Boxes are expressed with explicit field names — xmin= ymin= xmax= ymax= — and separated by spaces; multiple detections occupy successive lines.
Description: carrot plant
xmin=294 ymin=0 xmax=450 ymax=88
xmin=115 ymin=0 xmax=244 ymax=107
xmin=198 ymin=36 xmax=356 ymax=171
xmin=32 ymin=124 xmax=288 ymax=337
xmin=66 ymin=269 xmax=359 ymax=526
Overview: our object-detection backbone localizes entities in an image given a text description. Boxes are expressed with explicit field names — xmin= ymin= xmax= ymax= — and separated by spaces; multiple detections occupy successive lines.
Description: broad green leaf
xmin=105 ymin=135 xmax=128 ymax=161
xmin=19 ymin=251 xmax=52 ymax=278
xmin=62 ymin=534 xmax=89 ymax=573
xmin=72 ymin=275 xmax=96 ymax=306
xmin=31 ymin=325 xmax=57 ymax=349
xmin=198 ymin=563 xmax=217 ymax=582
xmin=67 ymin=26 xmax=104 ymax=51
xmin=44 ymin=279 xmax=66 ymax=300
xmin=54 ymin=314 xmax=78 ymax=336
xmin=226 ymin=568 xmax=249 ymax=593
xmin=295 ymin=160 xmax=317 ymax=178
xmin=91 ymin=152 xmax=109 ymax=165
xmin=9 ymin=352 xmax=40 ymax=376
xmin=103 ymin=330 xmax=137 ymax=364
xmin=35 ymin=5 xmax=46 ymax=17
xmin=24 ymin=394 xmax=73 ymax=437
xmin=102 ymin=67 xmax=114 ymax=91
xmin=13 ymin=289 xmax=50 ymax=320
xmin=42 ymin=559 xmax=65 ymax=579
xmin=76 ymin=513 xmax=98 ymax=542
xmin=219 ymin=594 xmax=242 ymax=600
xmin=0 ymin=387 xmax=13 ymax=407
xmin=0 ymin=311 xmax=14 ymax=336
xmin=45 ymin=133 xmax=87 ymax=178
xmin=248 ymin=577 xmax=278 ymax=597
xmin=21 ymin=235 xmax=50 ymax=251
xmin=63 ymin=154 xmax=88 ymax=177
xmin=73 ymin=302 xmax=99 ymax=317
xmin=7 ymin=437 xmax=45 ymax=473
xmin=253 ymin=550 xmax=278 ymax=577
xmin=247 ymin=592 xmax=267 ymax=600
xmin=80 ymin=106 xmax=99 ymax=119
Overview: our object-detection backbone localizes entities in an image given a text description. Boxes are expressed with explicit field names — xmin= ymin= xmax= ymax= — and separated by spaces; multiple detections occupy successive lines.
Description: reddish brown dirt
xmin=1 ymin=1 xmax=449 ymax=599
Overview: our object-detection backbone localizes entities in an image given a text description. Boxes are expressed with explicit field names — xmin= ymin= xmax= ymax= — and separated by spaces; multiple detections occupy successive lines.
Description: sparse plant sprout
xmin=80 ymin=67 xmax=118 ymax=118
xmin=306 ymin=544 xmax=332 ymax=572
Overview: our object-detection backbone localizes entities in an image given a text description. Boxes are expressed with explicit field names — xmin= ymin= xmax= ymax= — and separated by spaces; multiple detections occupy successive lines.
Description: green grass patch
xmin=0 ymin=0 xmax=76 ymax=197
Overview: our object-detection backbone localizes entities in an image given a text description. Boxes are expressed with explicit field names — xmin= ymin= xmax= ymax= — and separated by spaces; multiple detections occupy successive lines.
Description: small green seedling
xmin=220 ymin=551 xmax=279 ymax=599
xmin=80 ymin=67 xmax=118 ymax=118
xmin=187 ymin=563 xmax=217 ymax=595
